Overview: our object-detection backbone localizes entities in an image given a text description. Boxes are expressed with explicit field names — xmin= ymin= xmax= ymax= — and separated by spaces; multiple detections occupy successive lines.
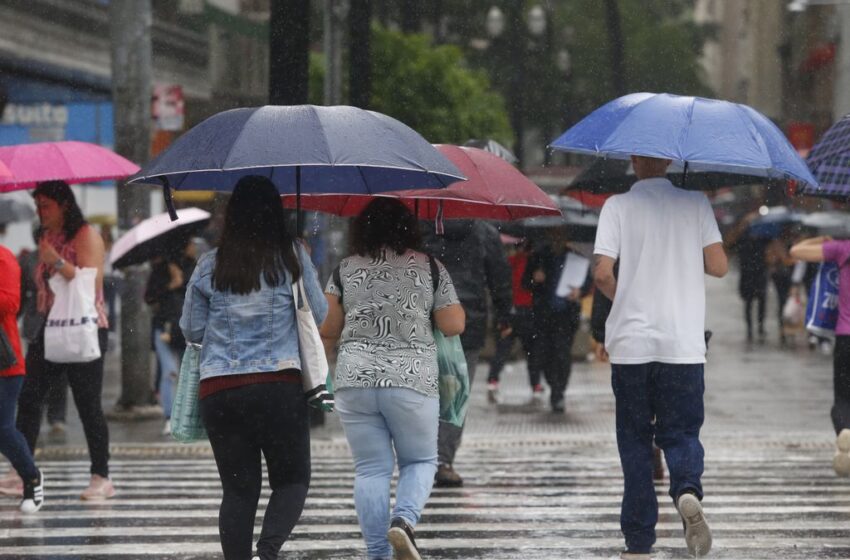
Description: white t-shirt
xmin=593 ymin=178 xmax=722 ymax=364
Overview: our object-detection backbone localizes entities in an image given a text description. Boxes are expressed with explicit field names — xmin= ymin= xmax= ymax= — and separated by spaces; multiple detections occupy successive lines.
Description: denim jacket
xmin=179 ymin=244 xmax=328 ymax=381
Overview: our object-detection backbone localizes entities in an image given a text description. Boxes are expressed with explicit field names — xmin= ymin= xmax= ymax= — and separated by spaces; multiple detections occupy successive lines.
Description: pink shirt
xmin=35 ymin=225 xmax=109 ymax=330
xmin=822 ymin=240 xmax=850 ymax=336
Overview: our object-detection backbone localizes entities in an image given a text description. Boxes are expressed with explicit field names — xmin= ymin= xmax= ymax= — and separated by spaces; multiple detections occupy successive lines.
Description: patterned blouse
xmin=325 ymin=248 xmax=459 ymax=397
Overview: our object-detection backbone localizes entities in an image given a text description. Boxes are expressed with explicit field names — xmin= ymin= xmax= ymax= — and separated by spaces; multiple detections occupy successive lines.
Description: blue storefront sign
xmin=0 ymin=74 xmax=113 ymax=147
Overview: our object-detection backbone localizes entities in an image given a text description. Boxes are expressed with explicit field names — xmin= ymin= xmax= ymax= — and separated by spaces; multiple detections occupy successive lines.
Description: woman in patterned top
xmin=321 ymin=198 xmax=465 ymax=560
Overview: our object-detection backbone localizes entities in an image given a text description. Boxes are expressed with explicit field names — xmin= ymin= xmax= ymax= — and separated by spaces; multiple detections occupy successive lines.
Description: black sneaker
xmin=387 ymin=517 xmax=421 ymax=560
xmin=20 ymin=469 xmax=44 ymax=514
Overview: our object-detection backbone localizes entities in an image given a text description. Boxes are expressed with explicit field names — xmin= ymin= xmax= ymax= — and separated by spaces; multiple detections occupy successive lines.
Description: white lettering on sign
xmin=2 ymin=104 xmax=69 ymax=127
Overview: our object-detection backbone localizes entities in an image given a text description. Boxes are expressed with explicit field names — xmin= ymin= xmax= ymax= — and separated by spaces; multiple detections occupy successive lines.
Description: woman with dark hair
xmin=180 ymin=175 xmax=327 ymax=560
xmin=321 ymin=198 xmax=465 ymax=560
xmin=9 ymin=180 xmax=114 ymax=500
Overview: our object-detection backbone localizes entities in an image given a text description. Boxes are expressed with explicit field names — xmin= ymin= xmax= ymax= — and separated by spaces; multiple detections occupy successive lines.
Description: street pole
xmin=349 ymin=0 xmax=372 ymax=109
xmin=323 ymin=0 xmax=346 ymax=106
xmin=603 ymin=0 xmax=628 ymax=97
xmin=834 ymin=4 xmax=850 ymax=118
xmin=270 ymin=0 xmax=311 ymax=105
xmin=109 ymin=0 xmax=154 ymax=412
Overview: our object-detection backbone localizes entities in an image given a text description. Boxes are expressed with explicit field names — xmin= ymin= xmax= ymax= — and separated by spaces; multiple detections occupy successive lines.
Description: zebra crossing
xmin=1 ymin=439 xmax=849 ymax=559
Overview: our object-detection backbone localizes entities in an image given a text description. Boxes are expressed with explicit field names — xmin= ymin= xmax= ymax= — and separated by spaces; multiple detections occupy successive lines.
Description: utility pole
xmin=603 ymin=0 xmax=627 ymax=97
xmin=349 ymin=0 xmax=372 ymax=109
xmin=270 ymin=0 xmax=311 ymax=105
xmin=834 ymin=4 xmax=850 ymax=118
xmin=324 ymin=0 xmax=348 ymax=106
xmin=109 ymin=0 xmax=154 ymax=412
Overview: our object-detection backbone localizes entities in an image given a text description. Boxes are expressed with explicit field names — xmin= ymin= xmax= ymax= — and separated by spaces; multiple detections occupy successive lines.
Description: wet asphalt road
xmin=1 ymin=271 xmax=848 ymax=558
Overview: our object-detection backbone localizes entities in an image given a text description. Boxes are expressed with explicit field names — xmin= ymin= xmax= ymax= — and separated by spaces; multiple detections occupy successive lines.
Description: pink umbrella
xmin=0 ymin=161 xmax=12 ymax=182
xmin=281 ymin=145 xmax=560 ymax=221
xmin=0 ymin=141 xmax=140 ymax=193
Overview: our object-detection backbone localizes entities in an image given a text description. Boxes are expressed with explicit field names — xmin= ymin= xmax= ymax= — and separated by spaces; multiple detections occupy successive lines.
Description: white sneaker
xmin=162 ymin=420 xmax=172 ymax=436
xmin=20 ymin=470 xmax=44 ymax=514
xmin=486 ymin=382 xmax=500 ymax=404
xmin=834 ymin=429 xmax=850 ymax=477
xmin=677 ymin=493 xmax=712 ymax=557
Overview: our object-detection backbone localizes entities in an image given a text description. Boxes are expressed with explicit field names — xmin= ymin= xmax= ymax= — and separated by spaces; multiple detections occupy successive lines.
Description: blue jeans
xmin=0 ymin=376 xmax=38 ymax=481
xmin=336 ymin=388 xmax=439 ymax=560
xmin=153 ymin=328 xmax=179 ymax=420
xmin=611 ymin=363 xmax=705 ymax=553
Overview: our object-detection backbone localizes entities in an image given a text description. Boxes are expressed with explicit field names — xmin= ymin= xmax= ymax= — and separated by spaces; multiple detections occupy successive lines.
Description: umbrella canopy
xmin=801 ymin=115 xmax=850 ymax=200
xmin=567 ymin=157 xmax=775 ymax=194
xmin=463 ymin=139 xmax=518 ymax=164
xmin=280 ymin=145 xmax=559 ymax=221
xmin=0 ymin=141 xmax=140 ymax=193
xmin=550 ymin=93 xmax=817 ymax=187
xmin=110 ymin=208 xmax=210 ymax=269
xmin=0 ymin=199 xmax=35 ymax=224
xmin=129 ymin=105 xmax=464 ymax=195
xmin=801 ymin=211 xmax=850 ymax=238
xmin=746 ymin=206 xmax=803 ymax=239
xmin=500 ymin=196 xmax=599 ymax=242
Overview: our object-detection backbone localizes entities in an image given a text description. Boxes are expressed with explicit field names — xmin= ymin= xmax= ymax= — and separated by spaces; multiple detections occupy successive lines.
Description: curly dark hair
xmin=351 ymin=198 xmax=421 ymax=259
xmin=32 ymin=180 xmax=87 ymax=240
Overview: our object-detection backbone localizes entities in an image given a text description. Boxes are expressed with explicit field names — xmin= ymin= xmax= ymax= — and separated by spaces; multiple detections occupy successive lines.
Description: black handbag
xmin=0 ymin=327 xmax=18 ymax=370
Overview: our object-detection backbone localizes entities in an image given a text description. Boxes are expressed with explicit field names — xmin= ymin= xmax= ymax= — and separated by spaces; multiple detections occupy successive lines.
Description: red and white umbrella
xmin=0 ymin=141 xmax=140 ymax=192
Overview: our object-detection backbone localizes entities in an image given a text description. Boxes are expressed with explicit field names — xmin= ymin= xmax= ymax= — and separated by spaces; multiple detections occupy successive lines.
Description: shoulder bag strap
xmin=333 ymin=265 xmax=343 ymax=305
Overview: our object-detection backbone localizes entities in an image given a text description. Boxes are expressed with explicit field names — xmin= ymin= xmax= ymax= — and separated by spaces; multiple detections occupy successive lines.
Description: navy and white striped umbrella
xmin=802 ymin=115 xmax=850 ymax=200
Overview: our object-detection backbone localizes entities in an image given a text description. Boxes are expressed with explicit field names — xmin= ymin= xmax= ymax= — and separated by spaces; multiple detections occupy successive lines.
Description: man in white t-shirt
xmin=593 ymin=155 xmax=728 ymax=560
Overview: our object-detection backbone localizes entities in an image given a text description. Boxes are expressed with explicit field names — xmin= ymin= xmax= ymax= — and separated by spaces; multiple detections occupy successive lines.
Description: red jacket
xmin=0 ymin=245 xmax=25 ymax=377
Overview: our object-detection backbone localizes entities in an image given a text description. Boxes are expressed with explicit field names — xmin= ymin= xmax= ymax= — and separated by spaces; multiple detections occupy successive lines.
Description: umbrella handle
xmin=682 ymin=161 xmax=689 ymax=189
xmin=161 ymin=177 xmax=179 ymax=222
xmin=296 ymin=166 xmax=302 ymax=237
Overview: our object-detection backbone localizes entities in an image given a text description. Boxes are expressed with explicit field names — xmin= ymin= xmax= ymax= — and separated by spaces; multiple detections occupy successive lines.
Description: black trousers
xmin=533 ymin=308 xmax=581 ymax=405
xmin=16 ymin=328 xmax=110 ymax=477
xmin=201 ymin=381 xmax=311 ymax=560
xmin=832 ymin=336 xmax=850 ymax=434
xmin=488 ymin=307 xmax=538 ymax=386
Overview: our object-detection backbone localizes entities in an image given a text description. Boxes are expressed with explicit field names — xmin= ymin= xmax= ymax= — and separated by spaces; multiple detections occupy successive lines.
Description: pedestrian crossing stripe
xmin=2 ymin=444 xmax=850 ymax=559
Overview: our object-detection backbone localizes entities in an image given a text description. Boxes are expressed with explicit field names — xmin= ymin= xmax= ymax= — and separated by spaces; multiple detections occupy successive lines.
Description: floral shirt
xmin=325 ymin=249 xmax=459 ymax=397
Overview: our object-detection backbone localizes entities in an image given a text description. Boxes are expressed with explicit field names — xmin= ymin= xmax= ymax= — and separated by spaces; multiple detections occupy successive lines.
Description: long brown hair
xmin=213 ymin=175 xmax=301 ymax=294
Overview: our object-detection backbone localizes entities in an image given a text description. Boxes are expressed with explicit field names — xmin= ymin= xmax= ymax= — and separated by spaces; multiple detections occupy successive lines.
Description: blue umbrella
xmin=746 ymin=206 xmax=803 ymax=239
xmin=801 ymin=114 xmax=850 ymax=200
xmin=550 ymin=93 xmax=818 ymax=188
xmin=128 ymin=105 xmax=465 ymax=220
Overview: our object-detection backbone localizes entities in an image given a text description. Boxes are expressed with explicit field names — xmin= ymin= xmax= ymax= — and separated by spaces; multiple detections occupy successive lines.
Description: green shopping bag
xmin=170 ymin=344 xmax=207 ymax=443
xmin=435 ymin=330 xmax=470 ymax=427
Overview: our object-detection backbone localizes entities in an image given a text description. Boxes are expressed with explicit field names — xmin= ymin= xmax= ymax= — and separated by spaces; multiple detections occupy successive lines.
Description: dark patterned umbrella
xmin=802 ymin=115 xmax=850 ymax=200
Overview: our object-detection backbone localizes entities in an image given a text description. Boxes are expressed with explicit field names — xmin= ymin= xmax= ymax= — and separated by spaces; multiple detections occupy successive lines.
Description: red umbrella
xmin=0 ymin=141 xmax=140 ymax=193
xmin=281 ymin=145 xmax=560 ymax=221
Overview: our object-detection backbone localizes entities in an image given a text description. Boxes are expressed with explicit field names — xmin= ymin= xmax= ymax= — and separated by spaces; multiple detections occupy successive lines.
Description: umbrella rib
xmin=311 ymin=105 xmax=335 ymax=168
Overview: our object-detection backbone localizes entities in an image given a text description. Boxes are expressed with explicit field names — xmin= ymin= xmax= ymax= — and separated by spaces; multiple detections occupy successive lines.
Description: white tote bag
xmin=44 ymin=267 xmax=102 ymax=363
xmin=292 ymin=274 xmax=333 ymax=411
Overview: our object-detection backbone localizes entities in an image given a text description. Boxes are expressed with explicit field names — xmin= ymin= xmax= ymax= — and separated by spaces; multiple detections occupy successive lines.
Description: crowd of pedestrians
xmin=2 ymin=154 xmax=849 ymax=560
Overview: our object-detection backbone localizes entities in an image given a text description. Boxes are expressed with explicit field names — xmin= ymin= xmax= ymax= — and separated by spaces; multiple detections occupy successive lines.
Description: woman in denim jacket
xmin=180 ymin=175 xmax=327 ymax=560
